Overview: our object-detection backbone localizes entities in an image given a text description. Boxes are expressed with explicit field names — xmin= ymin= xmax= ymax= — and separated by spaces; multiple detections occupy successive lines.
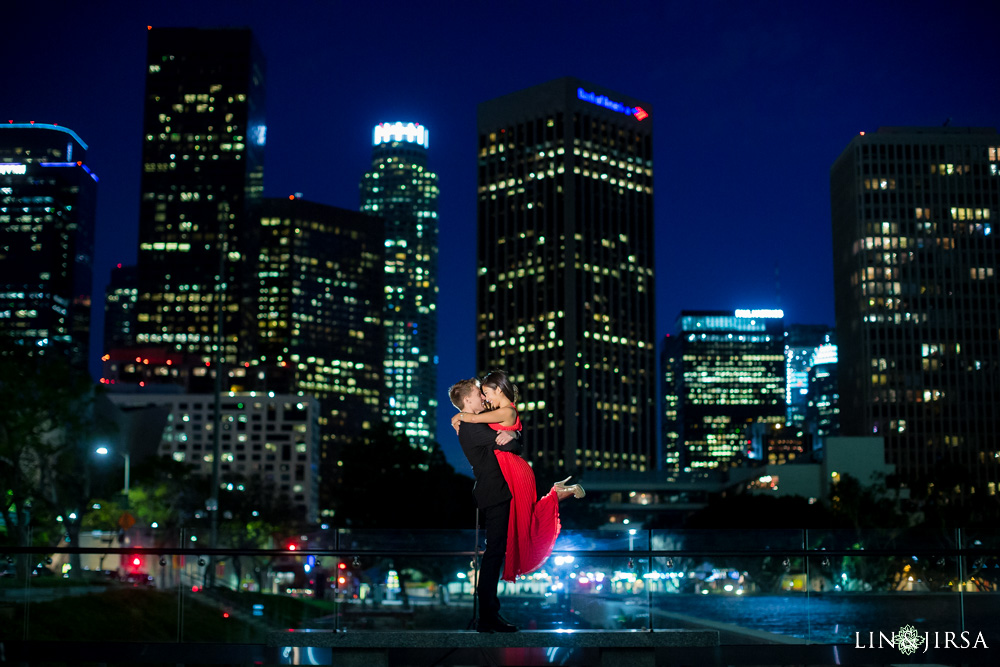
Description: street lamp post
xmin=96 ymin=446 xmax=130 ymax=498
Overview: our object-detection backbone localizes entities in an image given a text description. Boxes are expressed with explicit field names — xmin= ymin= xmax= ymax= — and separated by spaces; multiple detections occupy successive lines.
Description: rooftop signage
xmin=373 ymin=122 xmax=428 ymax=148
xmin=735 ymin=309 xmax=784 ymax=319
xmin=576 ymin=88 xmax=648 ymax=121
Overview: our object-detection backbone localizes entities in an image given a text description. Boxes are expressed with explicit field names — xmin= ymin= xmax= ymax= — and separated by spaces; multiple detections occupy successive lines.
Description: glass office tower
xmin=663 ymin=310 xmax=786 ymax=471
xmin=104 ymin=264 xmax=137 ymax=354
xmin=256 ymin=197 xmax=384 ymax=508
xmin=360 ymin=122 xmax=439 ymax=450
xmin=785 ymin=324 xmax=833 ymax=428
xmin=477 ymin=77 xmax=656 ymax=473
xmin=831 ymin=126 xmax=1000 ymax=493
xmin=806 ymin=340 xmax=840 ymax=443
xmin=135 ymin=28 xmax=265 ymax=363
xmin=0 ymin=123 xmax=96 ymax=369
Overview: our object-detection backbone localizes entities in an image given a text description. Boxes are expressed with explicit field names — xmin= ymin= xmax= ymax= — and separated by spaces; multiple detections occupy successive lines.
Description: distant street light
xmin=95 ymin=445 xmax=130 ymax=497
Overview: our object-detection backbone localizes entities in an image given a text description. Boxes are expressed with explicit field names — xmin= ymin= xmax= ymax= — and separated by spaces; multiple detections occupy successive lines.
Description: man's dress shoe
xmin=477 ymin=615 xmax=518 ymax=633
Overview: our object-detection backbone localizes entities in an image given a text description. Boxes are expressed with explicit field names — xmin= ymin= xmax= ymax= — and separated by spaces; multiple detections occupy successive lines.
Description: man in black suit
xmin=449 ymin=378 xmax=519 ymax=633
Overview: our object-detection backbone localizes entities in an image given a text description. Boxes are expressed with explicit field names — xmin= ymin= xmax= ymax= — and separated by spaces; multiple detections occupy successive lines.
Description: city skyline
xmin=5 ymin=1 xmax=996 ymax=470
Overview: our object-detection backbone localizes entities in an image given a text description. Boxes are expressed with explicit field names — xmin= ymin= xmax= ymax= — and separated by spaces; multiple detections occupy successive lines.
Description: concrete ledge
xmin=267 ymin=628 xmax=720 ymax=648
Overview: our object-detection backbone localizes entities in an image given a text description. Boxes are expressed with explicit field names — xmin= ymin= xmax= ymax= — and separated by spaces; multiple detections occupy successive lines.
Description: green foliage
xmin=0 ymin=343 xmax=111 ymax=573
xmin=333 ymin=425 xmax=473 ymax=528
xmin=909 ymin=463 xmax=1000 ymax=536
xmin=828 ymin=473 xmax=907 ymax=531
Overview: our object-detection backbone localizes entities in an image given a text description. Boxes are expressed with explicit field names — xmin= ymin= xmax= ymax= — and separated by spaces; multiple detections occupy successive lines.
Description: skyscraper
xmin=831 ymin=126 xmax=1000 ymax=493
xmin=477 ymin=77 xmax=655 ymax=473
xmin=360 ymin=122 xmax=439 ymax=449
xmin=784 ymin=324 xmax=834 ymax=428
xmin=806 ymin=340 xmax=840 ymax=443
xmin=0 ymin=123 xmax=96 ymax=368
xmin=135 ymin=28 xmax=265 ymax=363
xmin=661 ymin=333 xmax=682 ymax=472
xmin=104 ymin=264 xmax=137 ymax=354
xmin=662 ymin=310 xmax=786 ymax=472
xmin=255 ymin=197 xmax=384 ymax=507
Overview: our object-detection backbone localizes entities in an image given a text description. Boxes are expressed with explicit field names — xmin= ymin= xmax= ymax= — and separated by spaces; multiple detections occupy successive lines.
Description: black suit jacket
xmin=458 ymin=422 xmax=513 ymax=509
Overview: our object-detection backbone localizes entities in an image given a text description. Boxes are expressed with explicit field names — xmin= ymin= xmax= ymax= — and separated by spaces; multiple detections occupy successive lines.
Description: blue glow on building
xmin=251 ymin=124 xmax=266 ymax=146
xmin=38 ymin=161 xmax=100 ymax=182
xmin=3 ymin=123 xmax=89 ymax=150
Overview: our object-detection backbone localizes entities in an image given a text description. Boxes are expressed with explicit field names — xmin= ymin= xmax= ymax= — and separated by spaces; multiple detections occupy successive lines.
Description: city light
xmin=576 ymin=87 xmax=648 ymax=121
xmin=735 ymin=309 xmax=784 ymax=319
xmin=373 ymin=122 xmax=428 ymax=148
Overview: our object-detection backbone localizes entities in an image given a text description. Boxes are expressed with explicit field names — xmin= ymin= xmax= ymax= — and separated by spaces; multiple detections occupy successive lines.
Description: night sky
xmin=5 ymin=1 xmax=997 ymax=471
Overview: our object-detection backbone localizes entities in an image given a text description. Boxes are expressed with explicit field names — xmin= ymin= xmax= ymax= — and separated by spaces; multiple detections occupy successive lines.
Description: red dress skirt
xmin=491 ymin=419 xmax=561 ymax=582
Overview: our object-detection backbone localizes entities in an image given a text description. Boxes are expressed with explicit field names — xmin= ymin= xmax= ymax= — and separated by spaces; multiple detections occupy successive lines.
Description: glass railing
xmin=1 ymin=527 xmax=997 ymax=647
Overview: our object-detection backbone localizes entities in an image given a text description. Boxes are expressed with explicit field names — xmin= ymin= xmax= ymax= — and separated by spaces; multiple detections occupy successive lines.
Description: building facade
xmin=806 ymin=340 xmax=840 ymax=444
xmin=663 ymin=310 xmax=786 ymax=472
xmin=108 ymin=390 xmax=320 ymax=523
xmin=476 ymin=77 xmax=656 ymax=474
xmin=661 ymin=334 xmax=682 ymax=472
xmin=784 ymin=324 xmax=833 ymax=428
xmin=359 ymin=122 xmax=439 ymax=449
xmin=831 ymin=126 xmax=1000 ymax=493
xmin=104 ymin=264 xmax=138 ymax=354
xmin=0 ymin=124 xmax=96 ymax=368
xmin=135 ymin=28 xmax=265 ymax=363
xmin=256 ymin=197 xmax=384 ymax=507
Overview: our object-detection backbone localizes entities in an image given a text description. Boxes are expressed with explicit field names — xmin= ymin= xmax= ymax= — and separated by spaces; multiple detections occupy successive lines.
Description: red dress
xmin=490 ymin=412 xmax=561 ymax=582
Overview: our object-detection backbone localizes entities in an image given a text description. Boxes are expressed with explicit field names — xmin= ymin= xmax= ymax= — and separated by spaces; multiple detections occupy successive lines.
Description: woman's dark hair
xmin=481 ymin=370 xmax=518 ymax=404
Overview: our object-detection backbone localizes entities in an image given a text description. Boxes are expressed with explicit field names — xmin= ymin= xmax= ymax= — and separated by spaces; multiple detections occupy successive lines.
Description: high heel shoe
xmin=554 ymin=477 xmax=586 ymax=499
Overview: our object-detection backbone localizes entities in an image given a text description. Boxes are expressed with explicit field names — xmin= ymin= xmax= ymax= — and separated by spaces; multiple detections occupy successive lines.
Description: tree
xmin=0 ymin=343 xmax=111 ymax=577
xmin=215 ymin=473 xmax=299 ymax=589
xmin=333 ymin=426 xmax=473 ymax=529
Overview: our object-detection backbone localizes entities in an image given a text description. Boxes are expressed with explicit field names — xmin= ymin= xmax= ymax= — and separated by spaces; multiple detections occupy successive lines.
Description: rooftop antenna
xmin=942 ymin=117 xmax=952 ymax=127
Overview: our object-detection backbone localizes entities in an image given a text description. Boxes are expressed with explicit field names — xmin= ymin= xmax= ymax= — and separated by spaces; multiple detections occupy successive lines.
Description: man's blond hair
xmin=448 ymin=378 xmax=480 ymax=410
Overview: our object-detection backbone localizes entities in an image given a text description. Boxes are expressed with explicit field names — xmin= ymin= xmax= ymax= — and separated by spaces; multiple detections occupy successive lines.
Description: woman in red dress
xmin=452 ymin=371 xmax=584 ymax=581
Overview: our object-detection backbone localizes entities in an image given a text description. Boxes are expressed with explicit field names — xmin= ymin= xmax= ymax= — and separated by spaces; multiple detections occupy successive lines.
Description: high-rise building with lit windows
xmin=661 ymin=334 xmax=682 ymax=471
xmin=0 ymin=123 xmax=96 ymax=368
xmin=806 ymin=341 xmax=840 ymax=442
xmin=477 ymin=77 xmax=656 ymax=474
xmin=108 ymin=391 xmax=320 ymax=523
xmin=360 ymin=122 xmax=439 ymax=450
xmin=135 ymin=28 xmax=265 ymax=363
xmin=662 ymin=310 xmax=786 ymax=472
xmin=104 ymin=264 xmax=137 ymax=354
xmin=785 ymin=324 xmax=834 ymax=428
xmin=831 ymin=126 xmax=1000 ymax=492
xmin=255 ymin=197 xmax=384 ymax=507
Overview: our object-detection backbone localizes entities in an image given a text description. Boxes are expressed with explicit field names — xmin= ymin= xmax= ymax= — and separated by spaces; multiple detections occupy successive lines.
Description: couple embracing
xmin=448 ymin=370 xmax=584 ymax=633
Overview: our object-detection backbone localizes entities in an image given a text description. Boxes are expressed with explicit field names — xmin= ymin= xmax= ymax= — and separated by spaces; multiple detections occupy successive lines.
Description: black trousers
xmin=478 ymin=500 xmax=510 ymax=620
